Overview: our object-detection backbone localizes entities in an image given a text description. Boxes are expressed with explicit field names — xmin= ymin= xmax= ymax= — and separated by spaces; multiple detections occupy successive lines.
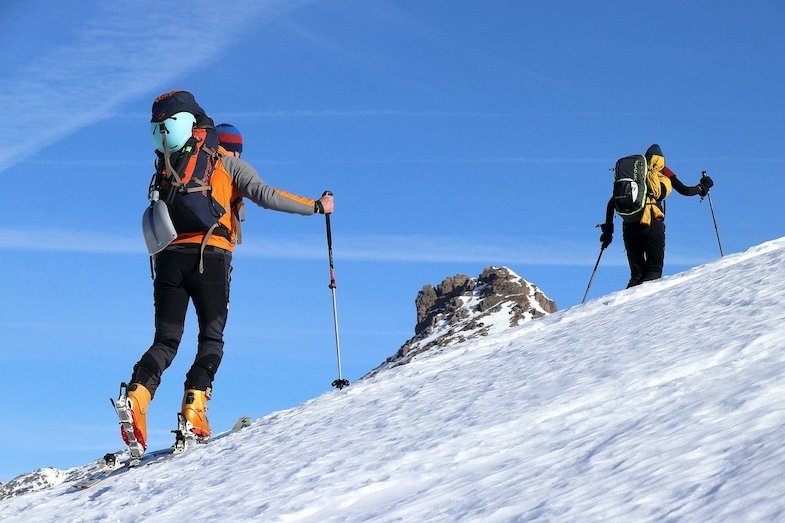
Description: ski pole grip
xmin=325 ymin=214 xmax=333 ymax=245
xmin=321 ymin=191 xmax=334 ymax=216
xmin=323 ymin=193 xmax=335 ymax=265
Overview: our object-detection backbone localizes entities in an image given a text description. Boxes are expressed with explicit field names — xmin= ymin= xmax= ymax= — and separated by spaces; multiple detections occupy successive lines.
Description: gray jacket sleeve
xmin=222 ymin=156 xmax=315 ymax=215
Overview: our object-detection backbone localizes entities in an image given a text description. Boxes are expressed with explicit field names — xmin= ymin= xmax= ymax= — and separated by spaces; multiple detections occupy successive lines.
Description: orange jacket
xmin=171 ymin=155 xmax=316 ymax=251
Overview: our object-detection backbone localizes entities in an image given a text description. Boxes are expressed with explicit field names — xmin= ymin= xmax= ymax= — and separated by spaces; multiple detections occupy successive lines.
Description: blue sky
xmin=1 ymin=0 xmax=783 ymax=481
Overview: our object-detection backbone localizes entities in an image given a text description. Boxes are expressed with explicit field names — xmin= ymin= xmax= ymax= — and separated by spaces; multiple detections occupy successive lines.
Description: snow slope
xmin=2 ymin=238 xmax=785 ymax=521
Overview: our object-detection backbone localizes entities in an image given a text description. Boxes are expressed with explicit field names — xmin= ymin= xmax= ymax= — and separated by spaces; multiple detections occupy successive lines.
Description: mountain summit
xmin=370 ymin=266 xmax=556 ymax=375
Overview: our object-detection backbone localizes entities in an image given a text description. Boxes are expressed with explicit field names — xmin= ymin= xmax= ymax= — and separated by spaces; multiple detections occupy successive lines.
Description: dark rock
xmin=414 ymin=274 xmax=476 ymax=335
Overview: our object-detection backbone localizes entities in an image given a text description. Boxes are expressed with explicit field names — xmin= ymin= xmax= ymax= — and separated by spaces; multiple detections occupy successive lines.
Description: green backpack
xmin=612 ymin=154 xmax=648 ymax=221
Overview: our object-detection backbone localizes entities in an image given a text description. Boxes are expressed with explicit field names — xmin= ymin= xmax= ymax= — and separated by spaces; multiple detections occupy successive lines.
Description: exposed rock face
xmin=368 ymin=266 xmax=556 ymax=376
xmin=415 ymin=274 xmax=476 ymax=335
xmin=0 ymin=456 xmax=114 ymax=501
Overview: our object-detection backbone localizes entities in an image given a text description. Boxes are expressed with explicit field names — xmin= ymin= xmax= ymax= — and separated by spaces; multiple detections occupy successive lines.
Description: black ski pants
xmin=623 ymin=219 xmax=666 ymax=288
xmin=131 ymin=246 xmax=232 ymax=397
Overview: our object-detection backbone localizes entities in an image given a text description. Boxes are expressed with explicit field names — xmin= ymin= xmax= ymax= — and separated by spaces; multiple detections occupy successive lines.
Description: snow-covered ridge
xmin=2 ymin=238 xmax=785 ymax=520
xmin=0 ymin=266 xmax=555 ymax=503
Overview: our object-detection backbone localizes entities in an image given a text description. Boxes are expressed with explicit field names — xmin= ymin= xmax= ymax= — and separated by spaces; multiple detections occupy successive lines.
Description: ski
xmin=71 ymin=414 xmax=252 ymax=491
xmin=231 ymin=416 xmax=252 ymax=432
xmin=71 ymin=448 xmax=174 ymax=490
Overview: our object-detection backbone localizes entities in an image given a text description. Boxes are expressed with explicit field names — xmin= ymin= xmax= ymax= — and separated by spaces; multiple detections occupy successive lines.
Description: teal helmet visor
xmin=151 ymin=111 xmax=196 ymax=153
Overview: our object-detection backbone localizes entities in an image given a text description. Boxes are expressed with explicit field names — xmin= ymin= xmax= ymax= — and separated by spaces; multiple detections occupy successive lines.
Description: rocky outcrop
xmin=0 ymin=457 xmax=111 ymax=501
xmin=414 ymin=274 xmax=476 ymax=335
xmin=0 ymin=468 xmax=66 ymax=500
xmin=368 ymin=267 xmax=556 ymax=376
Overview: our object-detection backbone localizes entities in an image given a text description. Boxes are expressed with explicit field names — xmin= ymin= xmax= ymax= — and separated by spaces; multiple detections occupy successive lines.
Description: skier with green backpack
xmin=600 ymin=144 xmax=714 ymax=288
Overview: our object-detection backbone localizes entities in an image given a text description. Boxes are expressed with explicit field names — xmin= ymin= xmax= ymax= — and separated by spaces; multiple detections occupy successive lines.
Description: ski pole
xmin=582 ymin=245 xmax=606 ymax=304
xmin=323 ymin=191 xmax=349 ymax=389
xmin=701 ymin=170 xmax=724 ymax=257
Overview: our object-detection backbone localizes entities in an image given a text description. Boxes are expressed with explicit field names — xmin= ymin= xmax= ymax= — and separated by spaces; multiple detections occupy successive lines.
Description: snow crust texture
xmin=2 ymin=239 xmax=785 ymax=521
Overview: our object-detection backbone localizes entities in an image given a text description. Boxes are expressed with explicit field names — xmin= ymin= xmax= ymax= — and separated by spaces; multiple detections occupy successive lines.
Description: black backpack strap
xmin=201 ymin=146 xmax=219 ymax=159
xmin=182 ymin=146 xmax=219 ymax=194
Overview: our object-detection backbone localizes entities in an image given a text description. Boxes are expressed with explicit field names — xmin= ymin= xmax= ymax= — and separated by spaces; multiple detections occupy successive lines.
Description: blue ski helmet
xmin=151 ymin=112 xmax=196 ymax=153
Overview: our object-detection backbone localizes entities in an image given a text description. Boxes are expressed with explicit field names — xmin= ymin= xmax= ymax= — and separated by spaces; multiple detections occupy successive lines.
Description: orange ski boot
xmin=181 ymin=388 xmax=211 ymax=442
xmin=114 ymin=382 xmax=151 ymax=459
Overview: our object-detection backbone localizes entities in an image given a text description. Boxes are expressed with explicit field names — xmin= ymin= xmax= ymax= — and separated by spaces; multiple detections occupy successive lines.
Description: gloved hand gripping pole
xmin=323 ymin=191 xmax=349 ymax=389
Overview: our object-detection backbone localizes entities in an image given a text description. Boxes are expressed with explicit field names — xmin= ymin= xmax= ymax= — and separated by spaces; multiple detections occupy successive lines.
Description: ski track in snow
xmin=2 ymin=239 xmax=785 ymax=521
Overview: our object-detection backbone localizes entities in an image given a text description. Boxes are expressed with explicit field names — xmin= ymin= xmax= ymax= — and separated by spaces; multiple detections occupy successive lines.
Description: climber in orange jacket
xmin=119 ymin=91 xmax=333 ymax=454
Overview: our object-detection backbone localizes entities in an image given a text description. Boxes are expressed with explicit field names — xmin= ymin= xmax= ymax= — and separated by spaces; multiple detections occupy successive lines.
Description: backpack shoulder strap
xmin=198 ymin=223 xmax=220 ymax=274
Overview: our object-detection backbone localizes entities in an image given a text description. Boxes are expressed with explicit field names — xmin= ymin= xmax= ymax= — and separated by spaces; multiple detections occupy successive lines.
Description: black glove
xmin=599 ymin=223 xmax=613 ymax=249
xmin=698 ymin=175 xmax=714 ymax=196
